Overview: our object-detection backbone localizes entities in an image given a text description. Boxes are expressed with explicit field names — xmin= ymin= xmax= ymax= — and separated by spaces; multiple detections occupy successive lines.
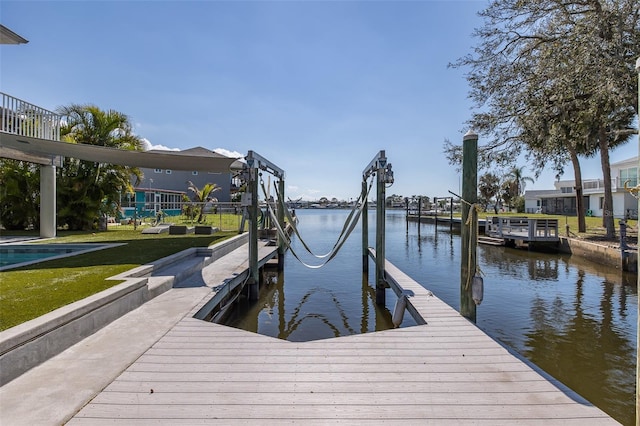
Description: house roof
xmin=0 ymin=25 xmax=28 ymax=45
xmin=147 ymin=146 xmax=245 ymax=171
xmin=611 ymin=156 xmax=638 ymax=167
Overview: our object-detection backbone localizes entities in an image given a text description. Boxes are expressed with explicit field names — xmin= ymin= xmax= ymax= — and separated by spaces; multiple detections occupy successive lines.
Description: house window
xmin=560 ymin=186 xmax=573 ymax=194
xmin=154 ymin=168 xmax=162 ymax=173
xmin=599 ymin=197 xmax=604 ymax=209
xmin=166 ymin=170 xmax=172 ymax=174
xmin=192 ymin=171 xmax=198 ymax=176
xmin=619 ymin=167 xmax=638 ymax=187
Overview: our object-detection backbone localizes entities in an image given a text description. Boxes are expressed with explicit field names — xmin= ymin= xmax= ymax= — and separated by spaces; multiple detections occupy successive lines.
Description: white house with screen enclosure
xmin=524 ymin=156 xmax=638 ymax=219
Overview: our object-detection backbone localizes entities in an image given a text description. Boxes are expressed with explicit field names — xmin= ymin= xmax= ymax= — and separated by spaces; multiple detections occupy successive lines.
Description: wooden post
xmin=362 ymin=180 xmax=369 ymax=273
xmin=417 ymin=196 xmax=422 ymax=236
xmin=375 ymin=164 xmax=386 ymax=306
xmin=460 ymin=130 xmax=478 ymax=322
xmin=277 ymin=179 xmax=285 ymax=271
xmin=635 ymin=56 xmax=639 ymax=426
xmin=405 ymin=197 xmax=409 ymax=233
xmin=449 ymin=197 xmax=454 ymax=232
xmin=434 ymin=197 xmax=438 ymax=225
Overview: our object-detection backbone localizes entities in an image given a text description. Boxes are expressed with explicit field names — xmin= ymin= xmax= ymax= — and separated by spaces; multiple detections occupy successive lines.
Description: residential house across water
xmin=524 ymin=156 xmax=638 ymax=219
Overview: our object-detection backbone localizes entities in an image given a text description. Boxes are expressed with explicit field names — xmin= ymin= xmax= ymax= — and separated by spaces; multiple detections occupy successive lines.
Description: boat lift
xmin=362 ymin=150 xmax=394 ymax=305
xmin=244 ymin=150 xmax=286 ymax=300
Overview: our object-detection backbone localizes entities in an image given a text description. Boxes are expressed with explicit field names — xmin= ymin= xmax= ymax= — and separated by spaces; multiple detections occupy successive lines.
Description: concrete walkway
xmin=0 ymin=243 xmax=274 ymax=425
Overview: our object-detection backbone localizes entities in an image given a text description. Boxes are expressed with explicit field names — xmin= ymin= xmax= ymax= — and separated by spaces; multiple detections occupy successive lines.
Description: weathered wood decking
xmin=66 ymin=252 xmax=615 ymax=424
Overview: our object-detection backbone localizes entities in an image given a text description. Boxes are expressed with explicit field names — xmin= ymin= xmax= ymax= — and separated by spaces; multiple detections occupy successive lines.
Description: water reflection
xmin=225 ymin=270 xmax=402 ymax=341
xmin=523 ymin=277 xmax=636 ymax=424
xmin=391 ymin=212 xmax=636 ymax=425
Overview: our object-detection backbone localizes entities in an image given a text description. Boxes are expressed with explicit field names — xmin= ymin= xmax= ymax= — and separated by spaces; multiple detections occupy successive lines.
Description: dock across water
xmin=0 ymin=236 xmax=616 ymax=424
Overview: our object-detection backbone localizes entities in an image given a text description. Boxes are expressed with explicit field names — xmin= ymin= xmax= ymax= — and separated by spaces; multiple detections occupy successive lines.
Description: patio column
xmin=40 ymin=164 xmax=56 ymax=238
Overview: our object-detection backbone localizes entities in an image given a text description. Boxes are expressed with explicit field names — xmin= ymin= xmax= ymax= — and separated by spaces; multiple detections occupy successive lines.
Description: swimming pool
xmin=0 ymin=244 xmax=118 ymax=271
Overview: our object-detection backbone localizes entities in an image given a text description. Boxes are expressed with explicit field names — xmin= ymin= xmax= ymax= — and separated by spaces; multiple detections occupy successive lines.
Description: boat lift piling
xmin=362 ymin=150 xmax=394 ymax=306
xmin=245 ymin=150 xmax=286 ymax=300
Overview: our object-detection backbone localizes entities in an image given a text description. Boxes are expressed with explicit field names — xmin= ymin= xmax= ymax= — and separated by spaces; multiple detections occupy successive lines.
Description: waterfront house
xmin=524 ymin=156 xmax=638 ymax=219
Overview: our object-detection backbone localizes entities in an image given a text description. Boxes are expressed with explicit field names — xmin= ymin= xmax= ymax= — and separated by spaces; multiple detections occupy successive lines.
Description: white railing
xmin=582 ymin=177 xmax=638 ymax=193
xmin=0 ymin=92 xmax=60 ymax=141
xmin=486 ymin=216 xmax=559 ymax=242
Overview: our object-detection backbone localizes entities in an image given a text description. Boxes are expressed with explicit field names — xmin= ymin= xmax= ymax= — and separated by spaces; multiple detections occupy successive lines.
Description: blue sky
xmin=1 ymin=0 xmax=637 ymax=201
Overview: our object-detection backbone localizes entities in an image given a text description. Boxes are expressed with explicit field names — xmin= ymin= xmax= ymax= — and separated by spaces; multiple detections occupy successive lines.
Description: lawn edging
xmin=0 ymin=232 xmax=248 ymax=385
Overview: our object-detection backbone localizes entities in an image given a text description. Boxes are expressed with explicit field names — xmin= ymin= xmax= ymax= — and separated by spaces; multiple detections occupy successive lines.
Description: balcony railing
xmin=582 ymin=177 xmax=637 ymax=193
xmin=1 ymin=92 xmax=60 ymax=141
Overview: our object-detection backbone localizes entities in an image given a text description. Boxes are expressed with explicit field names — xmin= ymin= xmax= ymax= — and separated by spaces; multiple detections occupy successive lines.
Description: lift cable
xmin=271 ymin=177 xmax=374 ymax=259
xmin=259 ymin=179 xmax=372 ymax=269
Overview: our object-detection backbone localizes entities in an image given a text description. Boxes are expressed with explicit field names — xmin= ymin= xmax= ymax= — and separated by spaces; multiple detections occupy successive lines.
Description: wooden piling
xmin=460 ymin=130 xmax=478 ymax=322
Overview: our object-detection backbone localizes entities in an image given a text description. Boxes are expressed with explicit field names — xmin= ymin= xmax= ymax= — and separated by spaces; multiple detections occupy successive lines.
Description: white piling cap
xmin=463 ymin=129 xmax=478 ymax=141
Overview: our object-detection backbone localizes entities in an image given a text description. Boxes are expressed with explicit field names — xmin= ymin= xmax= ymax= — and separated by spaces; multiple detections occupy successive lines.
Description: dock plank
xmin=64 ymin=251 xmax=616 ymax=425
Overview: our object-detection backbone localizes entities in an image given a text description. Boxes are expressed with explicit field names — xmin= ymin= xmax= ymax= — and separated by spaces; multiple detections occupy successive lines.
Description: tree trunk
xmin=598 ymin=127 xmax=615 ymax=239
xmin=568 ymin=147 xmax=586 ymax=233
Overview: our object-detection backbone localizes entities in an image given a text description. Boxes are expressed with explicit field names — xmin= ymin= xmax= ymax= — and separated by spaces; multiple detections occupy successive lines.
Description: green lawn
xmin=115 ymin=211 xmax=245 ymax=232
xmin=0 ymin=229 xmax=236 ymax=331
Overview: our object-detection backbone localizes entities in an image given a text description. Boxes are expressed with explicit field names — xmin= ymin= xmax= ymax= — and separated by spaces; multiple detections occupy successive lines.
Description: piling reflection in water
xmin=225 ymin=269 xmax=402 ymax=341
xmin=224 ymin=209 xmax=636 ymax=425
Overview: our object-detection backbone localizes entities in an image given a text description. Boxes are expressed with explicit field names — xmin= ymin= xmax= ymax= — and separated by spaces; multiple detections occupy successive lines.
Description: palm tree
xmin=57 ymin=104 xmax=144 ymax=230
xmin=188 ymin=181 xmax=221 ymax=223
xmin=0 ymin=159 xmax=40 ymax=230
xmin=506 ymin=166 xmax=535 ymax=197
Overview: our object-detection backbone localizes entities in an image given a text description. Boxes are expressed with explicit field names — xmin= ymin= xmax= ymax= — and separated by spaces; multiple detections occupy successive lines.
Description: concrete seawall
xmin=558 ymin=236 xmax=637 ymax=273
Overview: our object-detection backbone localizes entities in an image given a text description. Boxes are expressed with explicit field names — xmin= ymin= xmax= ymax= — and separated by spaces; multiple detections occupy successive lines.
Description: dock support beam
xmin=362 ymin=180 xmax=369 ymax=273
xmin=248 ymin=167 xmax=259 ymax=300
xmin=277 ymin=179 xmax=285 ymax=271
xmin=460 ymin=130 xmax=478 ymax=322
xmin=375 ymin=161 xmax=387 ymax=305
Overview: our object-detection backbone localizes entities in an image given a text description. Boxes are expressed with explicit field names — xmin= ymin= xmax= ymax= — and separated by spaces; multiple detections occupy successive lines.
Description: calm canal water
xmin=225 ymin=209 xmax=638 ymax=425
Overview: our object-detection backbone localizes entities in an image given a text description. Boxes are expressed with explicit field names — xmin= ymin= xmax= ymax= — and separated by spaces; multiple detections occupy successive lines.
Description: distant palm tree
xmin=188 ymin=181 xmax=221 ymax=222
xmin=506 ymin=166 xmax=534 ymax=197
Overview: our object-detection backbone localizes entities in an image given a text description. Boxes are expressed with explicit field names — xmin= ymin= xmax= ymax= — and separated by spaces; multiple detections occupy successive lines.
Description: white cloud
xmin=141 ymin=138 xmax=180 ymax=152
xmin=213 ymin=148 xmax=244 ymax=159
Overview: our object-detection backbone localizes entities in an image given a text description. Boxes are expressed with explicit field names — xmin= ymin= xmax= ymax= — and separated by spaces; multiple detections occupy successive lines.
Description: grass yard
xmin=114 ymin=211 xmax=245 ymax=232
xmin=0 ymin=229 xmax=236 ymax=331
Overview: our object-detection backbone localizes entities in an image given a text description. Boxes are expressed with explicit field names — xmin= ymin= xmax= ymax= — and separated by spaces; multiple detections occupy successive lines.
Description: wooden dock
xmin=485 ymin=216 xmax=559 ymax=243
xmin=66 ymin=254 xmax=615 ymax=424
